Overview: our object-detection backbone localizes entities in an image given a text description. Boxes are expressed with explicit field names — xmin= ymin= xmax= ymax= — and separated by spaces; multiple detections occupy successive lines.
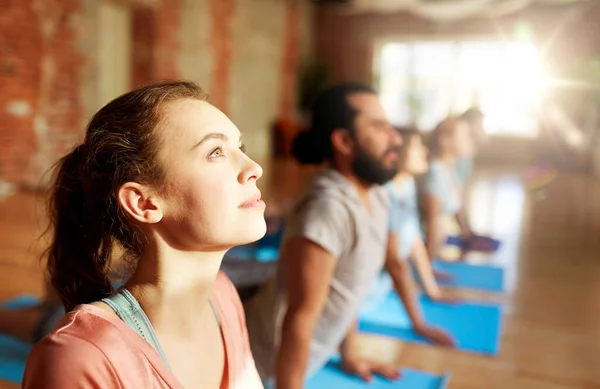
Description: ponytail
xmin=46 ymin=145 xmax=112 ymax=312
xmin=43 ymin=81 xmax=208 ymax=311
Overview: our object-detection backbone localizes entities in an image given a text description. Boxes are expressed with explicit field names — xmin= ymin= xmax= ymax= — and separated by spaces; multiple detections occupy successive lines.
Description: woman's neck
xmin=436 ymin=152 xmax=456 ymax=167
xmin=391 ymin=171 xmax=411 ymax=191
xmin=124 ymin=240 xmax=225 ymax=333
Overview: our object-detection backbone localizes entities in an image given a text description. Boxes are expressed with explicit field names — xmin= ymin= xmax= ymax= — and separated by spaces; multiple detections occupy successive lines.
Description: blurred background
xmin=2 ymin=0 xmax=600 ymax=193
xmin=1 ymin=0 xmax=600 ymax=388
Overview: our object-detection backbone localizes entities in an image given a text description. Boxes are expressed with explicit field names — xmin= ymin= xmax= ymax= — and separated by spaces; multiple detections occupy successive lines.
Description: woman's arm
xmin=409 ymin=238 xmax=442 ymax=299
xmin=424 ymin=194 xmax=443 ymax=259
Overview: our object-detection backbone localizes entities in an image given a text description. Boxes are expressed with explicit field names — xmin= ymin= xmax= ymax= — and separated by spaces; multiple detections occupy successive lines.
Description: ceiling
xmin=317 ymin=0 xmax=589 ymax=20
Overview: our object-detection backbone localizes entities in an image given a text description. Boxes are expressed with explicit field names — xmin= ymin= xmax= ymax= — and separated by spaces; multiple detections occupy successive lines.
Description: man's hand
xmin=414 ymin=324 xmax=456 ymax=347
xmin=427 ymin=290 xmax=462 ymax=305
xmin=341 ymin=357 xmax=402 ymax=382
xmin=433 ymin=270 xmax=455 ymax=283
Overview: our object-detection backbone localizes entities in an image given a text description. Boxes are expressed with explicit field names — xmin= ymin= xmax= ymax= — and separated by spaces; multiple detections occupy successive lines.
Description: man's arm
xmin=385 ymin=232 xmax=455 ymax=347
xmin=275 ymin=237 xmax=337 ymax=389
xmin=384 ymin=232 xmax=425 ymax=326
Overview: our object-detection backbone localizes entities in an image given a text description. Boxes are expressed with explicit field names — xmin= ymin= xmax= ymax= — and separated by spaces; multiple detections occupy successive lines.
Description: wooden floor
xmin=1 ymin=159 xmax=600 ymax=388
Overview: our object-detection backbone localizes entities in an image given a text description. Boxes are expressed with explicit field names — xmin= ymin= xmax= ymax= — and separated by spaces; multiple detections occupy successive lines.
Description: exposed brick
xmin=131 ymin=0 xmax=181 ymax=88
xmin=209 ymin=0 xmax=235 ymax=113
xmin=154 ymin=0 xmax=181 ymax=80
xmin=1 ymin=0 xmax=308 ymax=189
xmin=131 ymin=6 xmax=156 ymax=87
xmin=279 ymin=0 xmax=301 ymax=123
xmin=0 ymin=0 xmax=84 ymax=188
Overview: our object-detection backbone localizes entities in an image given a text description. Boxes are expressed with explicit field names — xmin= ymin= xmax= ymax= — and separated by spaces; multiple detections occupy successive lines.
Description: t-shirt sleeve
xmin=22 ymin=334 xmax=121 ymax=389
xmin=423 ymin=163 xmax=446 ymax=201
xmin=291 ymin=198 xmax=354 ymax=259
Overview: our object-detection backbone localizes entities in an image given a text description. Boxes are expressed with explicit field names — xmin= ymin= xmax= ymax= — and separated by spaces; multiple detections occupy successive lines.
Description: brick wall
xmin=209 ymin=0 xmax=235 ymax=113
xmin=0 ymin=0 xmax=85 ymax=189
xmin=1 ymin=0 xmax=312 ymax=190
xmin=131 ymin=0 xmax=182 ymax=87
xmin=154 ymin=0 xmax=181 ymax=80
xmin=131 ymin=7 xmax=155 ymax=87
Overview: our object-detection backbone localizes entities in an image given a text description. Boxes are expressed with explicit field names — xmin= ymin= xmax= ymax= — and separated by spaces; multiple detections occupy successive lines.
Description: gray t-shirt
xmin=244 ymin=169 xmax=390 ymax=381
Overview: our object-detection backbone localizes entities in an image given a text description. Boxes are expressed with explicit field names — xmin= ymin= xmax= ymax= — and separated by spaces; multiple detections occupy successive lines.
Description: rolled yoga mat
xmin=445 ymin=235 xmax=501 ymax=252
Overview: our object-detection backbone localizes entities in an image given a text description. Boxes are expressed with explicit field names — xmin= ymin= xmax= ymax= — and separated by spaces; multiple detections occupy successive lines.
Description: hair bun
xmin=292 ymin=130 xmax=325 ymax=165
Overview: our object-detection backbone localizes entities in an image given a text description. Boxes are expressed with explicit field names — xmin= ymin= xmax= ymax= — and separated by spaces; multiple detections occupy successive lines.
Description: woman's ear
xmin=330 ymin=128 xmax=355 ymax=157
xmin=118 ymin=183 xmax=163 ymax=224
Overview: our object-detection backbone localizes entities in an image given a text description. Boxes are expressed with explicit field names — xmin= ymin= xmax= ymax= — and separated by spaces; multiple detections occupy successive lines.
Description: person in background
xmin=455 ymin=107 xmax=487 ymax=186
xmin=366 ymin=127 xmax=460 ymax=308
xmin=420 ymin=117 xmax=495 ymax=260
xmin=244 ymin=84 xmax=454 ymax=389
xmin=22 ymin=81 xmax=266 ymax=389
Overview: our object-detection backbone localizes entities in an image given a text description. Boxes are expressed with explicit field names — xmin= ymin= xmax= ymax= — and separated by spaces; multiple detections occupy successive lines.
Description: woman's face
xmin=153 ymin=99 xmax=267 ymax=251
xmin=440 ymin=120 xmax=474 ymax=158
xmin=453 ymin=120 xmax=475 ymax=158
xmin=401 ymin=135 xmax=428 ymax=175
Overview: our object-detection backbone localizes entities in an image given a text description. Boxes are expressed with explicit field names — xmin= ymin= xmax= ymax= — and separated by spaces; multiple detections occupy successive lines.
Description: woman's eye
xmin=209 ymin=147 xmax=224 ymax=158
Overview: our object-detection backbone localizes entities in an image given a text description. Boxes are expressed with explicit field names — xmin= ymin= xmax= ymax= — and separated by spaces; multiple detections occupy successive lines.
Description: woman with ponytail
xmin=23 ymin=81 xmax=267 ymax=389
xmin=420 ymin=117 xmax=493 ymax=260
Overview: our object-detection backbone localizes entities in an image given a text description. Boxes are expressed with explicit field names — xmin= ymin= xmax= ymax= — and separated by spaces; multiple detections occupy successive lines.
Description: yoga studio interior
xmin=1 ymin=0 xmax=600 ymax=388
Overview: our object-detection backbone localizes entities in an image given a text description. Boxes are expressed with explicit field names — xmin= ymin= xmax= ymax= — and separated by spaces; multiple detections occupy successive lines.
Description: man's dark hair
xmin=292 ymin=84 xmax=376 ymax=164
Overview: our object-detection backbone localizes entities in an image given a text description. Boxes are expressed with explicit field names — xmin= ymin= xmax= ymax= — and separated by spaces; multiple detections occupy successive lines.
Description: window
xmin=376 ymin=39 xmax=544 ymax=137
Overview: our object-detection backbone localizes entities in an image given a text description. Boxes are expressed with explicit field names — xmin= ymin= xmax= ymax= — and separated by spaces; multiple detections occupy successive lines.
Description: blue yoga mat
xmin=308 ymin=358 xmax=450 ymax=389
xmin=446 ymin=235 xmax=501 ymax=252
xmin=433 ymin=260 xmax=504 ymax=292
xmin=0 ymin=295 xmax=38 ymax=384
xmin=225 ymin=246 xmax=279 ymax=262
xmin=359 ymin=293 xmax=502 ymax=355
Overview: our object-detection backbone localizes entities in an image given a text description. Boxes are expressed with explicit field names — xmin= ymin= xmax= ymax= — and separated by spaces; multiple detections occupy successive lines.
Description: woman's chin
xmin=234 ymin=220 xmax=268 ymax=246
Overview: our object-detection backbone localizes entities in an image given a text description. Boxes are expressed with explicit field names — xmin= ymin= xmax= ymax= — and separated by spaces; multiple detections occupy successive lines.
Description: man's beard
xmin=352 ymin=144 xmax=399 ymax=186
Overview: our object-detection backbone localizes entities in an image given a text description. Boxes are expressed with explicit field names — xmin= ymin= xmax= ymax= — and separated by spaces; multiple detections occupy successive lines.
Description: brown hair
xmin=427 ymin=117 xmax=464 ymax=156
xmin=46 ymin=80 xmax=208 ymax=311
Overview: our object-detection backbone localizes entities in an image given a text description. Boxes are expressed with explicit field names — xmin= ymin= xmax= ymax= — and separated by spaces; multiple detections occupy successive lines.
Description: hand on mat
xmin=340 ymin=357 xmax=402 ymax=382
xmin=414 ymin=324 xmax=455 ymax=348
xmin=465 ymin=235 xmax=497 ymax=253
xmin=433 ymin=270 xmax=455 ymax=283
xmin=428 ymin=291 xmax=462 ymax=305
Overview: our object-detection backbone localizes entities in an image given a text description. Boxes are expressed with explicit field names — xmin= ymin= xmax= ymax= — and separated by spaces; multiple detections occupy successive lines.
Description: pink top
xmin=22 ymin=272 xmax=264 ymax=389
